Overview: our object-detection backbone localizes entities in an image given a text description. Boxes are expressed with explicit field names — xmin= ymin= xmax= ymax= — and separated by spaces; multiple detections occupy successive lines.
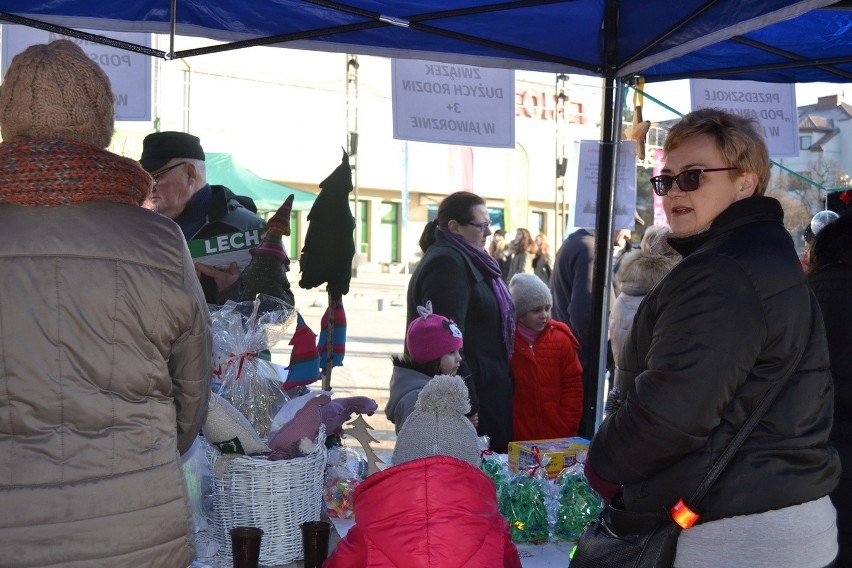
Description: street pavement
xmin=269 ymin=269 xmax=412 ymax=465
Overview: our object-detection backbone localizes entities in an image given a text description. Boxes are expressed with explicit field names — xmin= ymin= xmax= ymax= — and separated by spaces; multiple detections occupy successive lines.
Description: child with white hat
xmin=509 ymin=273 xmax=584 ymax=441
xmin=385 ymin=300 xmax=474 ymax=433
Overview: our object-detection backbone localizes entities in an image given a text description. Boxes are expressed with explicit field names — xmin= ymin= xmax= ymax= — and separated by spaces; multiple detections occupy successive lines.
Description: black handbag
xmin=570 ymin=348 xmax=804 ymax=568
xmin=569 ymin=493 xmax=680 ymax=568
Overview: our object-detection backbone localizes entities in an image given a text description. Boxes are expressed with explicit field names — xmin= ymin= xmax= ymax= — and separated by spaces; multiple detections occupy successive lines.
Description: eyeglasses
xmin=650 ymin=167 xmax=739 ymax=196
xmin=151 ymin=161 xmax=187 ymax=183
xmin=466 ymin=221 xmax=491 ymax=232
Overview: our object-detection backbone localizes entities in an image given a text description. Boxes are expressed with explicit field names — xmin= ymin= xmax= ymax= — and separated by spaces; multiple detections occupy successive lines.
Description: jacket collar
xmin=667 ymin=196 xmax=784 ymax=258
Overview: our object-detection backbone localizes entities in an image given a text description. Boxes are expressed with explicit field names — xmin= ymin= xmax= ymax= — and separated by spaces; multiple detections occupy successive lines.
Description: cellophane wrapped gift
xmin=506 ymin=453 xmax=552 ymax=544
xmin=210 ymin=294 xmax=296 ymax=437
xmin=554 ymin=462 xmax=604 ymax=540
xmin=478 ymin=437 xmax=513 ymax=520
xmin=323 ymin=446 xmax=366 ymax=519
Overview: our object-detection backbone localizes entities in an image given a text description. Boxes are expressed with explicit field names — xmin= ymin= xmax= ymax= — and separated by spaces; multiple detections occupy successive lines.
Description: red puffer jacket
xmin=324 ymin=456 xmax=522 ymax=568
xmin=511 ymin=319 xmax=584 ymax=441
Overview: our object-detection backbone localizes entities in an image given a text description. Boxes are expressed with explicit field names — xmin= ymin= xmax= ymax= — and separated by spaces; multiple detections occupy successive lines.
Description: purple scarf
xmin=439 ymin=227 xmax=515 ymax=358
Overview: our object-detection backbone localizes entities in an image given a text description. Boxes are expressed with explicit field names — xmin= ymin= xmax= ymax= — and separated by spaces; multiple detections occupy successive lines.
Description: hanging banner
xmin=391 ymin=58 xmax=515 ymax=148
xmin=1 ymin=25 xmax=152 ymax=121
xmin=570 ymin=140 xmax=637 ymax=231
xmin=690 ymin=78 xmax=798 ymax=157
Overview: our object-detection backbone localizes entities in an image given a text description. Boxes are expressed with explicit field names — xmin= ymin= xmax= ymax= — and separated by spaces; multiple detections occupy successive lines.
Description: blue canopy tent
xmin=2 ymin=0 xmax=851 ymax=432
xmin=206 ymin=152 xmax=316 ymax=213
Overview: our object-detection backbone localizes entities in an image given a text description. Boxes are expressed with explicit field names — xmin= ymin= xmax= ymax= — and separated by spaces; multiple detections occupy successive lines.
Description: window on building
xmin=529 ymin=211 xmax=545 ymax=236
xmin=800 ymin=135 xmax=812 ymax=150
xmin=378 ymin=202 xmax=400 ymax=263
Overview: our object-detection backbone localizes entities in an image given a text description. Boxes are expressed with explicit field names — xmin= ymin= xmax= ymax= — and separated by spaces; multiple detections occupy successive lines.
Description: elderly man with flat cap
xmin=140 ymin=131 xmax=294 ymax=306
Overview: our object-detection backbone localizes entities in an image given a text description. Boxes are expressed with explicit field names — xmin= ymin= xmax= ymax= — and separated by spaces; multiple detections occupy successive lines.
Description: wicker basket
xmin=206 ymin=426 xmax=328 ymax=565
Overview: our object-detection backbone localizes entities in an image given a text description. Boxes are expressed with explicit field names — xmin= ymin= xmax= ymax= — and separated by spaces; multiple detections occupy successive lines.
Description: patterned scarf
xmin=0 ymin=139 xmax=151 ymax=207
xmin=439 ymin=227 xmax=516 ymax=358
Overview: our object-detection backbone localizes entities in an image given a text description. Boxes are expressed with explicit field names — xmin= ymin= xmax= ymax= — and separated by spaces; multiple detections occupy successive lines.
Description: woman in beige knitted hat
xmin=0 ymin=40 xmax=211 ymax=568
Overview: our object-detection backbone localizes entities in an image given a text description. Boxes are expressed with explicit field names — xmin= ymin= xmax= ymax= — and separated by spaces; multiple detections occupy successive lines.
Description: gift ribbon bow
xmin=523 ymin=445 xmax=544 ymax=477
xmin=226 ymin=352 xmax=257 ymax=380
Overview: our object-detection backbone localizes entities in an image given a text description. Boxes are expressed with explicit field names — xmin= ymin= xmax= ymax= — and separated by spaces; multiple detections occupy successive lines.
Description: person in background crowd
xmin=325 ymin=375 xmax=522 ymax=568
xmin=608 ymin=224 xmax=680 ymax=367
xmin=489 ymin=227 xmax=512 ymax=282
xmin=801 ymin=224 xmax=816 ymax=270
xmin=139 ymin=131 xmax=294 ymax=307
xmin=550 ymin=226 xmax=616 ymax=439
xmin=609 ymin=228 xmax=634 ymax=296
xmin=532 ymin=232 xmax=553 ymax=285
xmin=386 ymin=300 xmax=471 ymax=434
xmin=586 ymin=108 xmax=839 ymax=568
xmin=406 ymin=191 xmax=515 ymax=452
xmin=807 ymin=212 xmax=852 ymax=567
xmin=506 ymin=227 xmax=537 ymax=280
xmin=509 ymin=273 xmax=583 ymax=441
xmin=0 ymin=40 xmax=211 ymax=567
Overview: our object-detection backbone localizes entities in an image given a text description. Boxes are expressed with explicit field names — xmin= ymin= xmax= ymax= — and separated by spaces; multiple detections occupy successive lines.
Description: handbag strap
xmin=687 ymin=340 xmax=808 ymax=507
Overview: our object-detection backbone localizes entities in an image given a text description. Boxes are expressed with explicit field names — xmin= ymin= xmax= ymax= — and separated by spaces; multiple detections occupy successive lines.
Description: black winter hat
xmin=140 ymin=131 xmax=205 ymax=171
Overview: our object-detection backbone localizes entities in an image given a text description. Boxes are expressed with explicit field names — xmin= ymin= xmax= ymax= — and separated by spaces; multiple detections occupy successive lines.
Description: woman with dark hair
xmin=407 ymin=191 xmax=515 ymax=452
xmin=808 ymin=212 xmax=852 ymax=566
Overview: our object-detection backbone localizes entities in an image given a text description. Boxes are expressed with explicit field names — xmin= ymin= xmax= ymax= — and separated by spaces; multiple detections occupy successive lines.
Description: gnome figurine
xmin=299 ymin=149 xmax=356 ymax=297
xmin=238 ymin=193 xmax=296 ymax=307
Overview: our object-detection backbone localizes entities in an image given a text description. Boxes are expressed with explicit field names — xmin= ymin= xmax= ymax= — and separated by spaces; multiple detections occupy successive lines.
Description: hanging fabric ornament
xmin=317 ymin=299 xmax=346 ymax=372
xmin=238 ymin=193 xmax=295 ymax=307
xmin=625 ymin=78 xmax=651 ymax=161
xmin=284 ymin=313 xmax=322 ymax=389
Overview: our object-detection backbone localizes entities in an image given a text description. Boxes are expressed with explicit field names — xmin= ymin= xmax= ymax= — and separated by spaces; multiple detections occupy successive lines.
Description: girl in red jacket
xmin=508 ymin=273 xmax=584 ymax=441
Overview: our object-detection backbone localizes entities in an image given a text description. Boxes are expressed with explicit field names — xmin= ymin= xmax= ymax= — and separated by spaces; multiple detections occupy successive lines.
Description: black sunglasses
xmin=650 ymin=167 xmax=739 ymax=196
xmin=151 ymin=161 xmax=187 ymax=182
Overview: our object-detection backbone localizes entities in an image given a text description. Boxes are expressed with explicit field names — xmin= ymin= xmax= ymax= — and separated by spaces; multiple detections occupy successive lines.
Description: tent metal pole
xmin=583 ymin=0 xmax=620 ymax=438
xmin=169 ymin=0 xmax=177 ymax=60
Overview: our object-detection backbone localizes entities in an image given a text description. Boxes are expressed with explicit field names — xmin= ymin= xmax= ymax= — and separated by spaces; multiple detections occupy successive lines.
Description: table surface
xmin=194 ymin=517 xmax=576 ymax=568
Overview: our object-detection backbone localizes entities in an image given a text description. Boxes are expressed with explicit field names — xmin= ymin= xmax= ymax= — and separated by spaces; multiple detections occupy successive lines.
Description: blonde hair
xmin=664 ymin=108 xmax=770 ymax=196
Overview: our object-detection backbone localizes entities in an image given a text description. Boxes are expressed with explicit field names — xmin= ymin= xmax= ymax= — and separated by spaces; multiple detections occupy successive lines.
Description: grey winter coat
xmin=385 ymin=362 xmax=431 ymax=434
xmin=0 ymin=202 xmax=212 ymax=567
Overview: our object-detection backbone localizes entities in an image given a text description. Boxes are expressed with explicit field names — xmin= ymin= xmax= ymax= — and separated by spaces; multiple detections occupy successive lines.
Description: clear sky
xmin=639 ymin=80 xmax=850 ymax=122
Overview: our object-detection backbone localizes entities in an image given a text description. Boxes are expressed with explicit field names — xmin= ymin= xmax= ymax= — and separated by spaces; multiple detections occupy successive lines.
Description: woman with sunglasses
xmin=406 ymin=191 xmax=515 ymax=452
xmin=585 ymin=108 xmax=840 ymax=567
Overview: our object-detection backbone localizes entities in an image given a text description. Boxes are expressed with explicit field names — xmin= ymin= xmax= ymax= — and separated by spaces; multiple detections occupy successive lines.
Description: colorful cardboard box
xmin=507 ymin=437 xmax=590 ymax=479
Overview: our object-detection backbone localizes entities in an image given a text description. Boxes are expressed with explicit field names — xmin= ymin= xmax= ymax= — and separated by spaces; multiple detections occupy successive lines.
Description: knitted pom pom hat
xmin=391 ymin=374 xmax=479 ymax=467
xmin=509 ymin=273 xmax=552 ymax=317
xmin=0 ymin=40 xmax=114 ymax=148
xmin=406 ymin=301 xmax=463 ymax=365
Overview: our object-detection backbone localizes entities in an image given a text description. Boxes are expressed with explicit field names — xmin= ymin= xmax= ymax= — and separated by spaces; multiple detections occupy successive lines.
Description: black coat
xmin=808 ymin=217 xmax=852 ymax=564
xmin=591 ymin=196 xmax=839 ymax=523
xmin=406 ymin=231 xmax=513 ymax=452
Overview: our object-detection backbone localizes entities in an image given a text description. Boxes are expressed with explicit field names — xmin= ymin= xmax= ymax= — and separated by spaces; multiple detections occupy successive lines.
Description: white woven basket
xmin=206 ymin=425 xmax=328 ymax=565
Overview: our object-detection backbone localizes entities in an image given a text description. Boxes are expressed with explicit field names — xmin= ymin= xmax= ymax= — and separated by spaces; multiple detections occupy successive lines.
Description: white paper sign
xmin=391 ymin=58 xmax=515 ymax=148
xmin=571 ymin=140 xmax=637 ymax=231
xmin=690 ymin=78 xmax=798 ymax=157
xmin=2 ymin=25 xmax=152 ymax=121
